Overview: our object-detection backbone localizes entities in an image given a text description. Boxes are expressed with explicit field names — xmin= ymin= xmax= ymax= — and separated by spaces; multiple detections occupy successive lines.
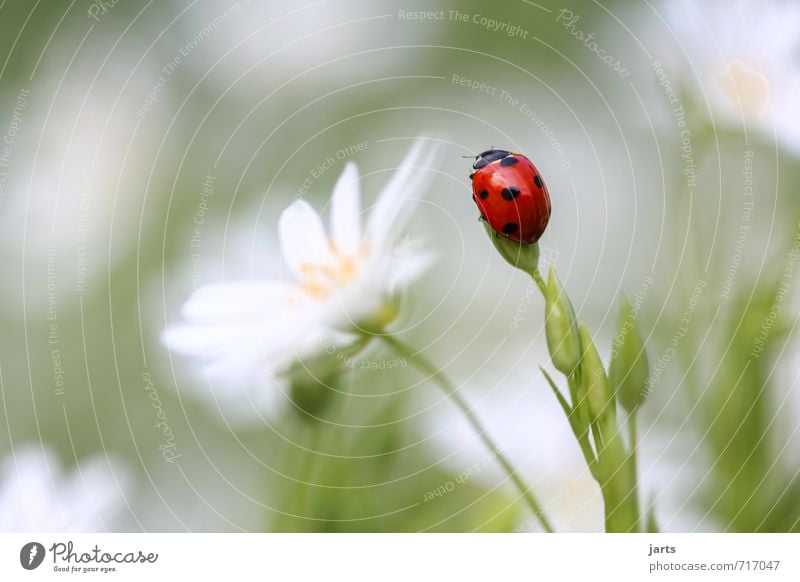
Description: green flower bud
xmin=482 ymin=220 xmax=539 ymax=274
xmin=544 ymin=267 xmax=582 ymax=375
xmin=579 ymin=323 xmax=613 ymax=423
xmin=609 ymin=296 xmax=650 ymax=413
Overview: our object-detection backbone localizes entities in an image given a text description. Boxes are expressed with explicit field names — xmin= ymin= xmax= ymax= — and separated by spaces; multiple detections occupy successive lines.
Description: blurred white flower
xmin=0 ymin=445 xmax=129 ymax=532
xmin=163 ymin=138 xmax=440 ymax=388
xmin=661 ymin=0 xmax=800 ymax=153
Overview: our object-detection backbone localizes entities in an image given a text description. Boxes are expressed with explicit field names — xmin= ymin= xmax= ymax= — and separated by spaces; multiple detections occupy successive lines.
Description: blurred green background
xmin=0 ymin=0 xmax=798 ymax=532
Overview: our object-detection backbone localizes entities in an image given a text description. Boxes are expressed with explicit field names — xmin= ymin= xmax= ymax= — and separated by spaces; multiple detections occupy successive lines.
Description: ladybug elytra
xmin=470 ymin=148 xmax=551 ymax=244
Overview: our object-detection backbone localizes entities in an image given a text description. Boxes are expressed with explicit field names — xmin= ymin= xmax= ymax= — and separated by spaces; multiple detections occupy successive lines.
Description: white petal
xmin=188 ymin=371 xmax=290 ymax=425
xmin=162 ymin=325 xmax=227 ymax=357
xmin=366 ymin=138 xmax=442 ymax=253
xmin=278 ymin=200 xmax=329 ymax=278
xmin=163 ymin=320 xmax=284 ymax=357
xmin=181 ymin=282 xmax=295 ymax=323
xmin=390 ymin=248 xmax=436 ymax=291
xmin=164 ymin=302 xmax=330 ymax=378
xmin=291 ymin=326 xmax=360 ymax=366
xmin=0 ymin=447 xmax=55 ymax=531
xmin=330 ymin=263 xmax=388 ymax=325
xmin=60 ymin=456 xmax=129 ymax=532
xmin=315 ymin=327 xmax=360 ymax=349
xmin=200 ymin=314 xmax=327 ymax=381
xmin=201 ymin=325 xmax=361 ymax=423
xmin=330 ymin=162 xmax=361 ymax=254
xmin=0 ymin=446 xmax=128 ymax=532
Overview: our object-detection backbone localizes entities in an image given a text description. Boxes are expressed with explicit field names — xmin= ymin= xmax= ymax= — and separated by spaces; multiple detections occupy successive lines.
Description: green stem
xmin=541 ymin=367 xmax=599 ymax=479
xmin=272 ymin=420 xmax=321 ymax=532
xmin=597 ymin=419 xmax=639 ymax=533
xmin=626 ymin=413 xmax=641 ymax=531
xmin=295 ymin=424 xmax=322 ymax=531
xmin=600 ymin=479 xmax=637 ymax=533
xmin=530 ymin=269 xmax=641 ymax=532
xmin=381 ymin=334 xmax=555 ymax=533
xmin=531 ymin=268 xmax=547 ymax=294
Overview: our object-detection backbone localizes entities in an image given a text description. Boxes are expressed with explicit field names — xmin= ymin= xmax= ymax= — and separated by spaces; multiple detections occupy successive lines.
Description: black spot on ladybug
xmin=501 ymin=187 xmax=521 ymax=201
xmin=469 ymin=172 xmax=476 ymax=180
xmin=479 ymin=189 xmax=489 ymax=200
xmin=502 ymin=222 xmax=519 ymax=235
xmin=500 ymin=156 xmax=518 ymax=167
xmin=534 ymin=175 xmax=543 ymax=188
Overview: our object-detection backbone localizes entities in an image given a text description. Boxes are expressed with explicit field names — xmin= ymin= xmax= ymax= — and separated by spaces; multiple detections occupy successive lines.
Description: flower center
xmin=718 ymin=59 xmax=771 ymax=119
xmin=297 ymin=241 xmax=371 ymax=302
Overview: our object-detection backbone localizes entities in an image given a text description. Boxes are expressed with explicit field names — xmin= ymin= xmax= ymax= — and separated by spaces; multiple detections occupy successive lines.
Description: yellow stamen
xmin=296 ymin=240 xmax=369 ymax=302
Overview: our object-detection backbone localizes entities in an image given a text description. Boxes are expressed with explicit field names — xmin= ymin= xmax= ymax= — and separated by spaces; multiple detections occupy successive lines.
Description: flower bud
xmin=609 ymin=296 xmax=650 ymax=413
xmin=482 ymin=220 xmax=540 ymax=274
xmin=579 ymin=323 xmax=613 ymax=423
xmin=544 ymin=267 xmax=582 ymax=375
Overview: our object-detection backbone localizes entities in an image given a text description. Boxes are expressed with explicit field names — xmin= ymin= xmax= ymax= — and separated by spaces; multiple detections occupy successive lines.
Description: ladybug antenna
xmin=461 ymin=154 xmax=475 ymax=159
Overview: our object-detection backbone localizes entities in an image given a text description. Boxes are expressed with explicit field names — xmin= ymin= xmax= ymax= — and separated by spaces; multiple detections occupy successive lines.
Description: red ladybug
xmin=470 ymin=148 xmax=551 ymax=244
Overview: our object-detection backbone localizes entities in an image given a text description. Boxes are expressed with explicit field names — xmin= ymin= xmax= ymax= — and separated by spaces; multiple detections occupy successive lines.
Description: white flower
xmin=163 ymin=139 xmax=440 ymax=390
xmin=0 ymin=445 xmax=129 ymax=532
xmin=656 ymin=0 xmax=800 ymax=153
xmin=661 ymin=0 xmax=800 ymax=153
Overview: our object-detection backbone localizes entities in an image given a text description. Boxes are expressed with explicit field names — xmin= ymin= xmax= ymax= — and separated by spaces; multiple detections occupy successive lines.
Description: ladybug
xmin=470 ymin=148 xmax=551 ymax=244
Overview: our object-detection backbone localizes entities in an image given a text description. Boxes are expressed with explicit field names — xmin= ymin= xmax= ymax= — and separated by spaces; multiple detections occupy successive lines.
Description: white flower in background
xmin=163 ymin=139 xmax=440 ymax=389
xmin=661 ymin=0 xmax=800 ymax=153
xmin=0 ymin=445 xmax=129 ymax=532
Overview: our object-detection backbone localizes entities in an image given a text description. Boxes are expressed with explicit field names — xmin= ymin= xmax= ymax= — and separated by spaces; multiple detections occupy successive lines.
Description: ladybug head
xmin=472 ymin=148 xmax=512 ymax=170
